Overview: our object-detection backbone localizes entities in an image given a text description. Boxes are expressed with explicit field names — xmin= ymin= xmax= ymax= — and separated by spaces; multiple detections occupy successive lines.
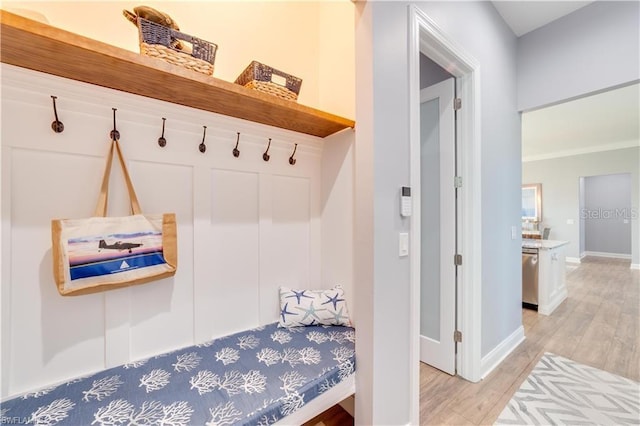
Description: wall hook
xmin=199 ymin=126 xmax=207 ymax=153
xmin=232 ymin=132 xmax=240 ymax=158
xmin=263 ymin=138 xmax=272 ymax=162
xmin=288 ymin=143 xmax=298 ymax=165
xmin=158 ymin=117 xmax=167 ymax=147
xmin=50 ymin=95 xmax=64 ymax=133
xmin=110 ymin=108 xmax=120 ymax=141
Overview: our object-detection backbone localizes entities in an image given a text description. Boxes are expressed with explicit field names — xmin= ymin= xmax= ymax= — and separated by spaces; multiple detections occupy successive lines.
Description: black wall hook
xmin=199 ymin=126 xmax=207 ymax=153
xmin=110 ymin=108 xmax=120 ymax=141
xmin=232 ymin=132 xmax=240 ymax=158
xmin=158 ymin=118 xmax=167 ymax=147
xmin=263 ymin=138 xmax=272 ymax=162
xmin=50 ymin=95 xmax=64 ymax=133
xmin=289 ymin=143 xmax=298 ymax=165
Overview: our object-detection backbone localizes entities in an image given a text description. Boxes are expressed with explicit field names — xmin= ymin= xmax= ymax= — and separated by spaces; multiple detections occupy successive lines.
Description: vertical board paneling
xmin=0 ymin=65 xmax=325 ymax=398
xmin=208 ymin=169 xmax=260 ymax=337
xmin=258 ymin=175 xmax=274 ymax=325
xmin=9 ymin=149 xmax=106 ymax=394
xmin=128 ymin=161 xmax=195 ymax=360
xmin=104 ymin=289 xmax=132 ymax=368
xmin=260 ymin=176 xmax=311 ymax=323
xmin=192 ymin=166 xmax=213 ymax=344
xmin=321 ymin=130 xmax=355 ymax=318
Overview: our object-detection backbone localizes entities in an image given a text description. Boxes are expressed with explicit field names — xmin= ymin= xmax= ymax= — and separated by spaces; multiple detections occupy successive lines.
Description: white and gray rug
xmin=495 ymin=352 xmax=640 ymax=425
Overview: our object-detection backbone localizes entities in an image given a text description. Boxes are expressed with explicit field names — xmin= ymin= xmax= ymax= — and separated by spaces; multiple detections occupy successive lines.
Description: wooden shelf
xmin=0 ymin=10 xmax=355 ymax=138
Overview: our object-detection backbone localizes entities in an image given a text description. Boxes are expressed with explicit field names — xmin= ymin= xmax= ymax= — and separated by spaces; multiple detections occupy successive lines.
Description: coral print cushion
xmin=279 ymin=285 xmax=352 ymax=328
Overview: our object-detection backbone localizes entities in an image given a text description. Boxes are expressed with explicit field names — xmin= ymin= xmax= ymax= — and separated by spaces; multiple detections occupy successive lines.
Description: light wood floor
xmin=420 ymin=256 xmax=640 ymax=425
xmin=308 ymin=256 xmax=639 ymax=425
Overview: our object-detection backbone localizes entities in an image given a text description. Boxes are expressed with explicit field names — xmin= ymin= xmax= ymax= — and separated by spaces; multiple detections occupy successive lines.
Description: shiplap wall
xmin=0 ymin=64 xmax=352 ymax=399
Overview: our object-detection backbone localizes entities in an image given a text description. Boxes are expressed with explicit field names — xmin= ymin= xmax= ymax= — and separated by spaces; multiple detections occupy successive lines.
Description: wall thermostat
xmin=401 ymin=186 xmax=412 ymax=217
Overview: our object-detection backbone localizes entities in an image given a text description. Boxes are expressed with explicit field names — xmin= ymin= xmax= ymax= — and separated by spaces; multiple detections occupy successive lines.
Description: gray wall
xmin=579 ymin=177 xmax=586 ymax=255
xmin=517 ymin=1 xmax=640 ymax=112
xmin=523 ymin=147 xmax=640 ymax=265
xmin=413 ymin=1 xmax=522 ymax=359
xmin=420 ymin=53 xmax=454 ymax=89
xmin=355 ymin=2 xmax=522 ymax=422
xmin=584 ymin=173 xmax=632 ymax=255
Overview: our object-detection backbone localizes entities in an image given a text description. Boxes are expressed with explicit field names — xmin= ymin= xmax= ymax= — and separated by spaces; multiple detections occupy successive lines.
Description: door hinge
xmin=454 ymin=176 xmax=463 ymax=188
xmin=454 ymin=98 xmax=462 ymax=110
xmin=454 ymin=330 xmax=462 ymax=343
xmin=454 ymin=254 xmax=462 ymax=266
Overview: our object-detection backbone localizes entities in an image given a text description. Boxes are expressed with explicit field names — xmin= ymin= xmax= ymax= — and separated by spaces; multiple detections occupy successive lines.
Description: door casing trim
xmin=408 ymin=5 xmax=483 ymax=424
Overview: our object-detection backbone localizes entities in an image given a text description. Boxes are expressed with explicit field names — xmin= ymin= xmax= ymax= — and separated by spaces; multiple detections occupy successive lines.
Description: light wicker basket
xmin=137 ymin=17 xmax=217 ymax=76
xmin=235 ymin=61 xmax=302 ymax=101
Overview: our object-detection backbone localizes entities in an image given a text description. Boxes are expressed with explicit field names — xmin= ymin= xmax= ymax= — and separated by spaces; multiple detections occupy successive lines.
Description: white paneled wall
xmin=0 ymin=64 xmax=342 ymax=398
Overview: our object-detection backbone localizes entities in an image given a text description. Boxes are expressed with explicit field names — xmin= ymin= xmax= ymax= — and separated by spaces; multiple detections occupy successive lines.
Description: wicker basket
xmin=137 ymin=17 xmax=217 ymax=76
xmin=235 ymin=61 xmax=302 ymax=101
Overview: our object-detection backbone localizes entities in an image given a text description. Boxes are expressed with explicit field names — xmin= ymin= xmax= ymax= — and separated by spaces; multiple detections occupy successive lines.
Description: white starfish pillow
xmin=278 ymin=285 xmax=352 ymax=328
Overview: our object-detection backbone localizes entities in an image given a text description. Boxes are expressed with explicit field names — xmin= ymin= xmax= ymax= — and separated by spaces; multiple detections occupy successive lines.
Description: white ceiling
xmin=492 ymin=1 xmax=595 ymax=37
xmin=494 ymin=1 xmax=639 ymax=161
xmin=522 ymin=83 xmax=640 ymax=161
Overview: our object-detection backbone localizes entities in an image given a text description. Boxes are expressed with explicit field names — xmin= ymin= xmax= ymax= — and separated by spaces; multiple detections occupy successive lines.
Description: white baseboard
xmin=631 ymin=264 xmax=640 ymax=270
xmin=566 ymin=257 xmax=582 ymax=264
xmin=480 ymin=326 xmax=525 ymax=379
xmin=584 ymin=251 xmax=631 ymax=260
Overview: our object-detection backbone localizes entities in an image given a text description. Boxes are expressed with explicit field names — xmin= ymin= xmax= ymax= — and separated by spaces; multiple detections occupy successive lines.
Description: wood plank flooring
xmin=420 ymin=256 xmax=639 ymax=425
xmin=307 ymin=256 xmax=639 ymax=425
xmin=303 ymin=404 xmax=354 ymax=426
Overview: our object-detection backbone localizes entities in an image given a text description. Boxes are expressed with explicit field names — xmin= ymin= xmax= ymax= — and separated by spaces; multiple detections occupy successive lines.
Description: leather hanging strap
xmin=94 ymin=140 xmax=142 ymax=217
xmin=94 ymin=141 xmax=115 ymax=217
xmin=114 ymin=140 xmax=142 ymax=215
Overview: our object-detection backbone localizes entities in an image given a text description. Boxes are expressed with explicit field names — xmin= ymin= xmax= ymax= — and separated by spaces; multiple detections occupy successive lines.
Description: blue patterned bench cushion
xmin=0 ymin=323 xmax=355 ymax=425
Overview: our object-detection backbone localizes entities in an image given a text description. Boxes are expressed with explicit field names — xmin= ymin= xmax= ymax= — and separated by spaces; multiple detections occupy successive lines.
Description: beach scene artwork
xmin=67 ymin=231 xmax=165 ymax=280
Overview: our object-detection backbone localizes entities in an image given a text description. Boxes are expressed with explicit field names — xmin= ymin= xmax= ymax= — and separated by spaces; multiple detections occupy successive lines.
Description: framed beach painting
xmin=522 ymin=183 xmax=542 ymax=222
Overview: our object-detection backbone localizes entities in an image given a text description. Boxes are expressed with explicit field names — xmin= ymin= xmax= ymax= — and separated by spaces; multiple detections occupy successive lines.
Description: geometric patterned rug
xmin=495 ymin=352 xmax=640 ymax=425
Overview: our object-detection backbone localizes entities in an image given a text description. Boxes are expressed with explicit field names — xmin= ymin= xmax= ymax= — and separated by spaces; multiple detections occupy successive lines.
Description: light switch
xmin=566 ymin=219 xmax=574 ymax=225
xmin=399 ymin=232 xmax=409 ymax=257
xmin=511 ymin=226 xmax=517 ymax=240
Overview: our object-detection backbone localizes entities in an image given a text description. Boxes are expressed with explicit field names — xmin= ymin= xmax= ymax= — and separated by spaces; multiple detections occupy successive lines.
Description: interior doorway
xmin=408 ymin=6 xmax=483 ymax=423
xmin=579 ymin=173 xmax=633 ymax=259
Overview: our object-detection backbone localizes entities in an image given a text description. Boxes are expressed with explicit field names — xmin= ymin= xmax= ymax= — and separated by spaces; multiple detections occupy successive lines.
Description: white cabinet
xmin=537 ymin=244 xmax=567 ymax=315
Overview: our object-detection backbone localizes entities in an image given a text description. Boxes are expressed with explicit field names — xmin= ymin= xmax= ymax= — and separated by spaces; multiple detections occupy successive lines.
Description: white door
xmin=419 ymin=78 xmax=456 ymax=375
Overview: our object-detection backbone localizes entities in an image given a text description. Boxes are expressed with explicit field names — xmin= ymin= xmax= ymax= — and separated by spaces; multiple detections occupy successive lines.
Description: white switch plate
xmin=511 ymin=226 xmax=517 ymax=240
xmin=567 ymin=219 xmax=574 ymax=225
xmin=399 ymin=233 xmax=409 ymax=257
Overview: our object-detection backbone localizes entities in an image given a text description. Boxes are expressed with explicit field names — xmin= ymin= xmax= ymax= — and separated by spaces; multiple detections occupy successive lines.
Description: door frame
xmin=408 ymin=5 xmax=483 ymax=423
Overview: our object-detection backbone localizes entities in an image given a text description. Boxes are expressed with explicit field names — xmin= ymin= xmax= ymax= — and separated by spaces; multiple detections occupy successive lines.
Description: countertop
xmin=522 ymin=239 xmax=569 ymax=250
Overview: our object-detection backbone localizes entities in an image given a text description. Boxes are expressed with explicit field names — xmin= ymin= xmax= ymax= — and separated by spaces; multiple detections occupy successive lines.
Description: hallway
xmin=419 ymin=256 xmax=640 ymax=424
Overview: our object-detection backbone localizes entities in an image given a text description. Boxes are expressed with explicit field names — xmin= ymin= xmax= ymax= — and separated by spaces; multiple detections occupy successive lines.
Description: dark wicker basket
xmin=235 ymin=61 xmax=302 ymax=101
xmin=137 ymin=17 xmax=218 ymax=76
